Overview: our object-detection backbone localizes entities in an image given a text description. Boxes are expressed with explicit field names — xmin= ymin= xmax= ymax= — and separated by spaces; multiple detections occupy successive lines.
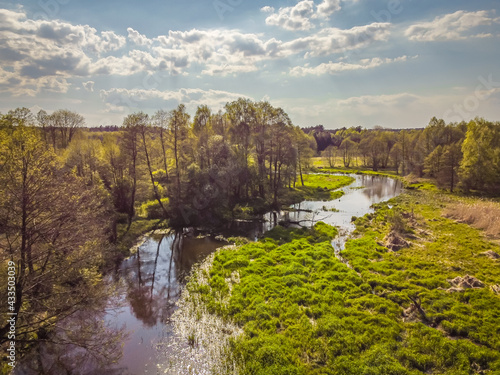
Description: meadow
xmin=180 ymin=176 xmax=500 ymax=375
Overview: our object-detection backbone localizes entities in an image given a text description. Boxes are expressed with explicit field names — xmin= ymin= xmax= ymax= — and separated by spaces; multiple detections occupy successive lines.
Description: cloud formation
xmin=338 ymin=92 xmax=420 ymax=108
xmin=0 ymin=8 xmax=125 ymax=95
xmin=290 ymin=55 xmax=416 ymax=76
xmin=82 ymin=81 xmax=94 ymax=92
xmin=99 ymin=87 xmax=250 ymax=114
xmin=0 ymin=8 xmax=393 ymax=96
xmin=263 ymin=0 xmax=342 ymax=31
xmin=405 ymin=10 xmax=500 ymax=41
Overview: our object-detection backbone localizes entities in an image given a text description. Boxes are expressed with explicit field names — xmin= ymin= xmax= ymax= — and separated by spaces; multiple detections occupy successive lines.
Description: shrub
xmin=138 ymin=198 xmax=169 ymax=219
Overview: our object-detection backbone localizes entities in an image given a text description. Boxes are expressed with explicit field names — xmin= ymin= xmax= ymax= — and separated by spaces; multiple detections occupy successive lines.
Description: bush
xmin=138 ymin=198 xmax=169 ymax=219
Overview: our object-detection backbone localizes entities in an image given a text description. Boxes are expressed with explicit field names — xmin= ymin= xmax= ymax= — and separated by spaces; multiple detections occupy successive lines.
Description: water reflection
xmin=229 ymin=174 xmax=403 ymax=239
xmin=13 ymin=303 xmax=127 ymax=375
xmin=15 ymin=175 xmax=402 ymax=374
xmin=15 ymin=232 xmax=225 ymax=375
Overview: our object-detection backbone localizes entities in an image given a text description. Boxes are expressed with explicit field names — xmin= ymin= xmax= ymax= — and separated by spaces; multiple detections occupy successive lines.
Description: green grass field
xmin=180 ymin=183 xmax=500 ymax=374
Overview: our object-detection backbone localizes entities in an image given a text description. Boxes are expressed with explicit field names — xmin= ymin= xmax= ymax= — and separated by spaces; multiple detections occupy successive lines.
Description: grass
xmin=301 ymin=174 xmax=354 ymax=190
xmin=319 ymin=166 xmax=399 ymax=177
xmin=179 ymin=186 xmax=500 ymax=374
xmin=311 ymin=157 xmax=400 ymax=177
xmin=293 ymin=174 xmax=354 ymax=202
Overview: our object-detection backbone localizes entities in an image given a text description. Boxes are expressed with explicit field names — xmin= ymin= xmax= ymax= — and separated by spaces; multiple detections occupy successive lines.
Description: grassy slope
xmin=183 ymin=176 xmax=500 ymax=374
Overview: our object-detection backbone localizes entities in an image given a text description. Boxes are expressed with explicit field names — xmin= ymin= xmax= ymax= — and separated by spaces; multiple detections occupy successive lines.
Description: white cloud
xmin=264 ymin=0 xmax=342 ymax=31
xmin=127 ymin=27 xmax=152 ymax=46
xmin=201 ymin=63 xmax=259 ymax=76
xmin=265 ymin=0 xmax=316 ymax=31
xmin=315 ymin=0 xmax=341 ymax=19
xmin=0 ymin=9 xmax=125 ymax=95
xmin=405 ymin=10 xmax=500 ymax=41
xmin=338 ymin=92 xmax=420 ymax=108
xmin=290 ymin=55 xmax=415 ymax=76
xmin=99 ymin=31 xmax=127 ymax=52
xmin=83 ymin=81 xmax=95 ymax=92
xmin=260 ymin=6 xmax=274 ymax=13
xmin=0 ymin=8 xmax=394 ymax=97
xmin=282 ymin=23 xmax=391 ymax=57
xmin=99 ymin=87 xmax=251 ymax=114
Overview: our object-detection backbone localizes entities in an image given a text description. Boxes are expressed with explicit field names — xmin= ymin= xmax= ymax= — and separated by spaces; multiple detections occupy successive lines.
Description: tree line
xmin=310 ymin=118 xmax=500 ymax=193
xmin=0 ymin=100 xmax=315 ymax=352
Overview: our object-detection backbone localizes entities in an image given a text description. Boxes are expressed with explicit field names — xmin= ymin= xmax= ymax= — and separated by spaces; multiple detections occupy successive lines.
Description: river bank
xmin=172 ymin=180 xmax=500 ymax=374
xmin=158 ymin=173 xmax=404 ymax=374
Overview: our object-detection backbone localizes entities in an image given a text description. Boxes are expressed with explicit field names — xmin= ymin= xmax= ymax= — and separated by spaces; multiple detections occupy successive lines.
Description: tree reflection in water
xmin=13 ymin=293 xmax=127 ymax=375
xmin=121 ymin=231 xmax=224 ymax=327
xmin=15 ymin=231 xmax=226 ymax=374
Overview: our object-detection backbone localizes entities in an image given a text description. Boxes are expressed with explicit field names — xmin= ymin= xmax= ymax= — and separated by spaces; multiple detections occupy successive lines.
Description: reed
xmin=444 ymin=200 xmax=500 ymax=238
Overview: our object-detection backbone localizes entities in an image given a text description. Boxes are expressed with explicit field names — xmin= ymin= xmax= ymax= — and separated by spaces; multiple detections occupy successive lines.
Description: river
xmin=14 ymin=174 xmax=402 ymax=375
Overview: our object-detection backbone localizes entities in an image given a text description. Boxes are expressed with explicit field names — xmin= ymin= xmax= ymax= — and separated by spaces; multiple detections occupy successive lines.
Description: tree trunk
xmin=159 ymin=128 xmax=169 ymax=183
xmin=141 ymin=129 xmax=168 ymax=217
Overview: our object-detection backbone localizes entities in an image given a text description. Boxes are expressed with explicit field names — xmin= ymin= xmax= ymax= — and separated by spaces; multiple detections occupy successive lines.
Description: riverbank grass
xmin=292 ymin=174 xmax=354 ymax=202
xmin=179 ymin=185 xmax=500 ymax=374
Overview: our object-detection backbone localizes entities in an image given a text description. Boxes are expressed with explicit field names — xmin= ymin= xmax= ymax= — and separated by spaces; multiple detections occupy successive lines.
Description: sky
xmin=0 ymin=0 xmax=500 ymax=129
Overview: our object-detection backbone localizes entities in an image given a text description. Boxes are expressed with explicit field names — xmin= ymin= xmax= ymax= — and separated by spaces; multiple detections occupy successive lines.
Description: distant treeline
xmin=87 ymin=125 xmax=120 ymax=132
xmin=305 ymin=119 xmax=500 ymax=194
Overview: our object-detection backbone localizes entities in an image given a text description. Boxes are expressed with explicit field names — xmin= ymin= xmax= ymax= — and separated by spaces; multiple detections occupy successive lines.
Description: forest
xmin=1 ymin=101 xmax=500 ymax=373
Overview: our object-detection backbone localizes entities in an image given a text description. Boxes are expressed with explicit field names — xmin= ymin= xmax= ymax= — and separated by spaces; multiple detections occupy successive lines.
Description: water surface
xmin=14 ymin=173 xmax=402 ymax=374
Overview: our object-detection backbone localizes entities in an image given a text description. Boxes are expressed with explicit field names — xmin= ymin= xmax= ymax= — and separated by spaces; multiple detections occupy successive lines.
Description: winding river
xmin=14 ymin=174 xmax=402 ymax=375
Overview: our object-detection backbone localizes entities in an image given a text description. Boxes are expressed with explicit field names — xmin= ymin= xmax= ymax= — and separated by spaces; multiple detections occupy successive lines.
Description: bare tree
xmin=0 ymin=124 xmax=112 ymax=345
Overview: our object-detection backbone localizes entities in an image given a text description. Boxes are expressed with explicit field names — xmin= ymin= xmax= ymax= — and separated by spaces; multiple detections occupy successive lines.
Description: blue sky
xmin=1 ymin=0 xmax=499 ymax=128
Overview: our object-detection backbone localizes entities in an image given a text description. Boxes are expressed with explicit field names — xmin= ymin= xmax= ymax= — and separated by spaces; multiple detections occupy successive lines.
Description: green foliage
xmin=292 ymin=174 xmax=353 ymax=202
xmin=138 ymin=198 xmax=169 ymax=219
xmin=313 ymin=221 xmax=338 ymax=239
xmin=460 ymin=118 xmax=500 ymax=193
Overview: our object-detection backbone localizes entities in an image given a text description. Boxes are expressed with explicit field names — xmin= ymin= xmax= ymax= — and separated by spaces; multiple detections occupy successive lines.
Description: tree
xmin=254 ymin=101 xmax=273 ymax=198
xmin=193 ymin=105 xmax=213 ymax=170
xmin=389 ymin=142 xmax=403 ymax=174
xmin=122 ymin=115 xmax=141 ymax=227
xmin=268 ymin=108 xmax=293 ymax=207
xmin=51 ymin=109 xmax=85 ymax=148
xmin=225 ymin=99 xmax=255 ymax=198
xmin=6 ymin=107 xmax=34 ymax=126
xmin=340 ymin=138 xmax=356 ymax=167
xmin=152 ymin=109 xmax=170 ymax=183
xmin=295 ymin=127 xmax=314 ymax=186
xmin=0 ymin=124 xmax=112 ymax=345
xmin=322 ymin=145 xmax=337 ymax=168
xmin=359 ymin=133 xmax=385 ymax=171
xmin=168 ymin=104 xmax=190 ymax=199
xmin=134 ymin=112 xmax=168 ymax=218
xmin=438 ymin=143 xmax=462 ymax=192
xmin=423 ymin=145 xmax=443 ymax=177
xmin=36 ymin=109 xmax=49 ymax=144
xmin=459 ymin=118 xmax=500 ymax=192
